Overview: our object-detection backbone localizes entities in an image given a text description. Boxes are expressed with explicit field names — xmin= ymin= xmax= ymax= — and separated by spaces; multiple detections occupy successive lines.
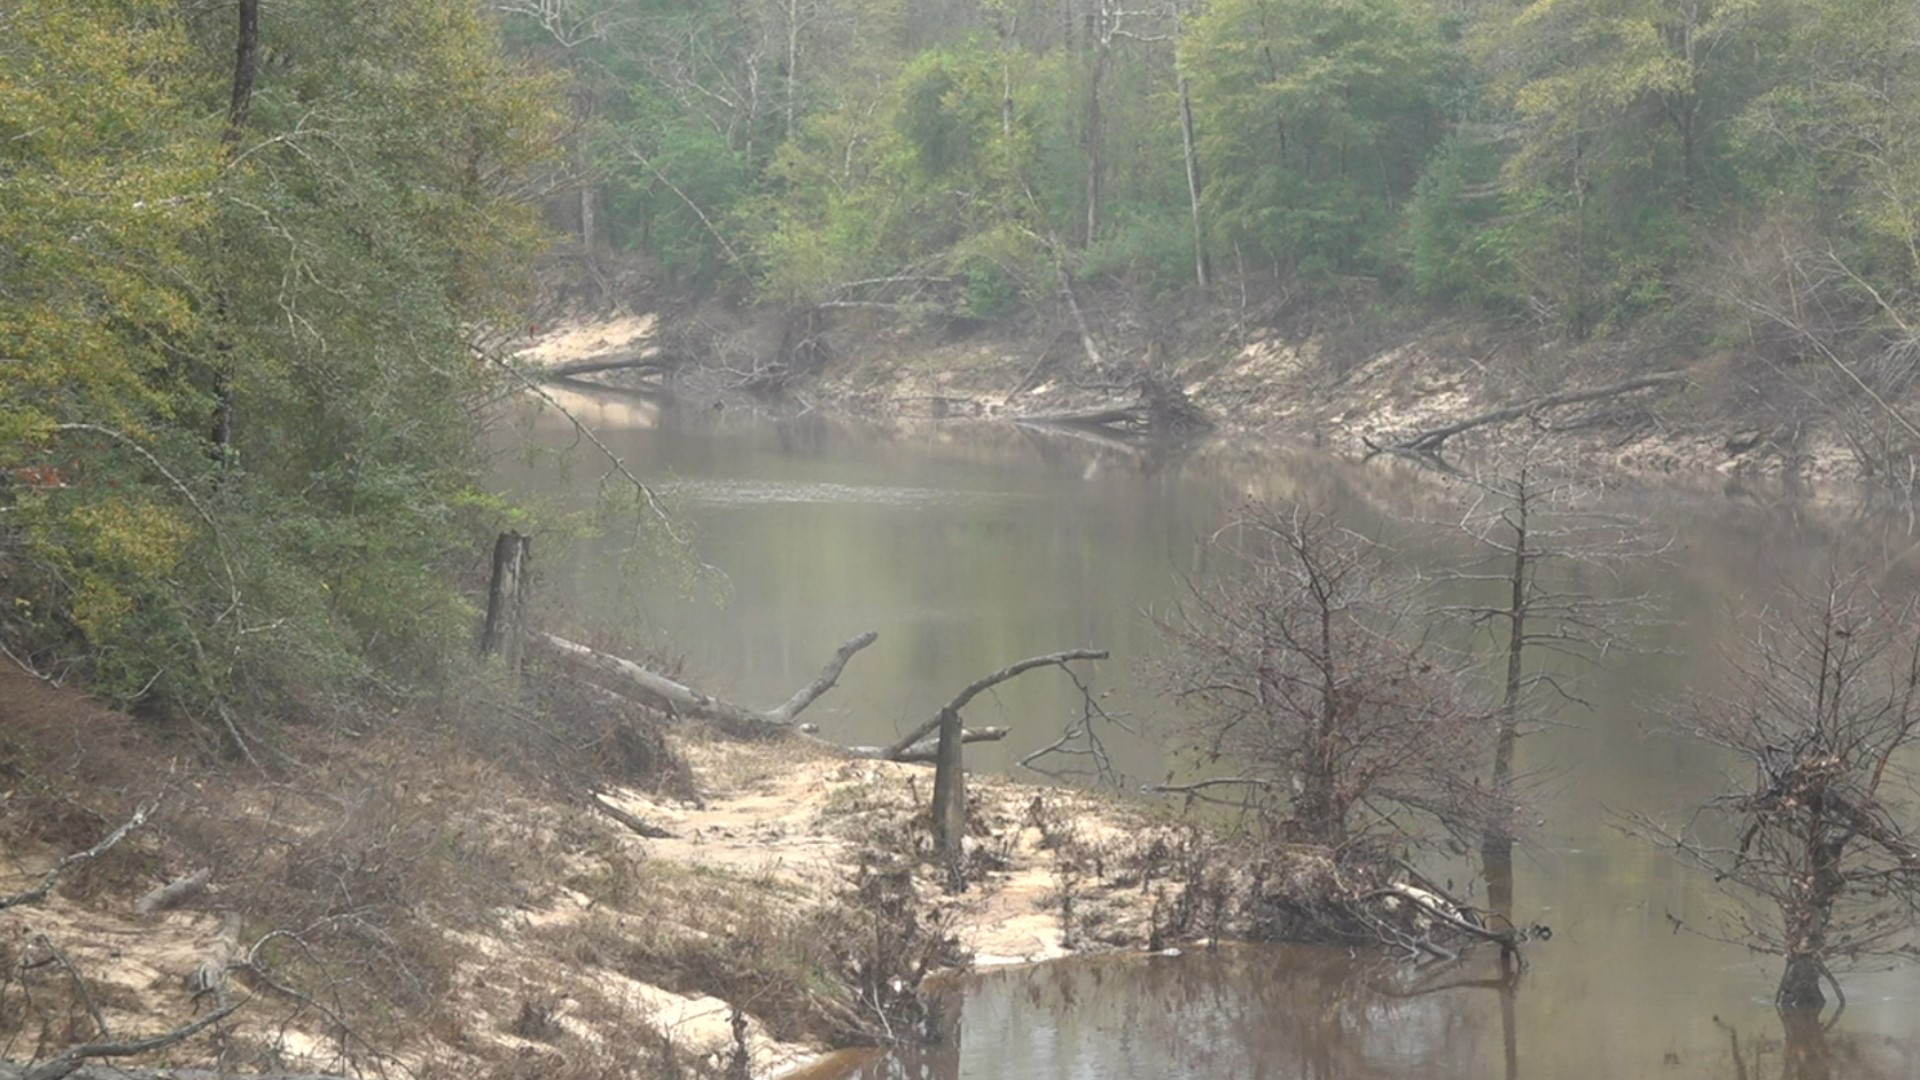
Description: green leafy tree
xmin=1184 ymin=0 xmax=1454 ymax=279
xmin=0 ymin=0 xmax=222 ymax=696
xmin=1471 ymin=0 xmax=1782 ymax=331
xmin=2 ymin=0 xmax=563 ymax=734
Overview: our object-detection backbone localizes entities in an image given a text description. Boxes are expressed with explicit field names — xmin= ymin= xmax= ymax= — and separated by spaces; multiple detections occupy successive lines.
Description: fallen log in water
xmin=541 ymin=353 xmax=672 ymax=380
xmin=537 ymin=631 xmax=1101 ymax=765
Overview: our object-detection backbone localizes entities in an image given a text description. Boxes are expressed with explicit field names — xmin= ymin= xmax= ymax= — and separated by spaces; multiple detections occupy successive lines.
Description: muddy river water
xmin=505 ymin=392 xmax=1920 ymax=1079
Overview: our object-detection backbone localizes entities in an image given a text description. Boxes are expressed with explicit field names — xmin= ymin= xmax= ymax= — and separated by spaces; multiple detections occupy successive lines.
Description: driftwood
xmin=535 ymin=631 xmax=877 ymax=735
xmin=1366 ymin=371 xmax=1688 ymax=462
xmin=188 ymin=911 xmax=242 ymax=999
xmin=884 ymin=649 xmax=1109 ymax=759
xmin=1 ymin=807 xmax=150 ymax=911
xmin=134 ymin=867 xmax=211 ymax=917
xmin=1016 ymin=375 xmax=1211 ymax=440
xmin=589 ymin=792 xmax=677 ymax=839
xmin=10 ymin=999 xmax=240 ymax=1080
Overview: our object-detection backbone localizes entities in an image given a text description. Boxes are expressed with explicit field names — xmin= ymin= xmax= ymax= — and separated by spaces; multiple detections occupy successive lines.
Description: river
xmin=502 ymin=391 xmax=1920 ymax=1079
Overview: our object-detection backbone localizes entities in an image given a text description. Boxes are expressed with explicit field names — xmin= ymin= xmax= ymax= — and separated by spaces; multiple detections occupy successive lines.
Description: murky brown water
xmin=501 ymin=393 xmax=1920 ymax=1078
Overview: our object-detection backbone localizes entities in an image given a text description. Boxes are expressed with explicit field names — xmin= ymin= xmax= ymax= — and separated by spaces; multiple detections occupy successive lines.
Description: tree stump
xmin=480 ymin=531 xmax=531 ymax=673
xmin=930 ymin=706 xmax=966 ymax=861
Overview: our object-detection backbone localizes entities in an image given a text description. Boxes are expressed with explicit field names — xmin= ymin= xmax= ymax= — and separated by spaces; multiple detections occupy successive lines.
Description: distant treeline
xmin=517 ymin=0 xmax=1920 ymax=347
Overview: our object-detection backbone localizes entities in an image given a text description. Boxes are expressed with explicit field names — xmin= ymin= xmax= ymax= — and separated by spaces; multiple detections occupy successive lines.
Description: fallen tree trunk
xmin=543 ymin=633 xmax=1100 ymax=764
xmin=1367 ymin=371 xmax=1687 ymax=461
xmin=1016 ymin=374 xmax=1210 ymax=440
xmin=135 ymin=867 xmax=211 ymax=917
xmin=540 ymin=354 xmax=670 ymax=380
xmin=535 ymin=631 xmax=878 ymax=735
xmin=548 ymin=375 xmax=669 ymax=401
xmin=589 ymin=792 xmax=677 ymax=838
xmin=884 ymin=649 xmax=1109 ymax=759
xmin=1018 ymin=403 xmax=1150 ymax=431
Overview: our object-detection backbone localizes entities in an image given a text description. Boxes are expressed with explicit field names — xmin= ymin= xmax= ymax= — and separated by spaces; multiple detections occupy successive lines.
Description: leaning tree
xmin=1644 ymin=579 xmax=1920 ymax=1012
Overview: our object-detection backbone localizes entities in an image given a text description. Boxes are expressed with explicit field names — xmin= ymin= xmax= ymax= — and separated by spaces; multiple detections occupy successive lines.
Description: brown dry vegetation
xmin=2 ymin=641 xmax=1501 ymax=1080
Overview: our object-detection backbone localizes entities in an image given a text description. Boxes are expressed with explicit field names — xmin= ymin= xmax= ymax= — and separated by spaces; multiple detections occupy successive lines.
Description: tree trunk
xmin=1778 ymin=833 xmax=1845 ymax=1011
xmin=1083 ymin=42 xmax=1108 ymax=247
xmin=1302 ymin=601 xmax=1345 ymax=846
xmin=1000 ymin=13 xmax=1016 ymax=138
xmin=784 ymin=0 xmax=801 ymax=141
xmin=579 ymin=145 xmax=599 ymax=251
xmin=226 ymin=0 xmax=260 ymax=137
xmin=1177 ymin=65 xmax=1209 ymax=289
xmin=1777 ymin=953 xmax=1826 ymax=1012
xmin=480 ymin=532 xmax=532 ymax=673
xmin=1484 ymin=482 xmax=1528 ymax=902
xmin=210 ymin=0 xmax=259 ymax=463
xmin=931 ymin=706 xmax=967 ymax=856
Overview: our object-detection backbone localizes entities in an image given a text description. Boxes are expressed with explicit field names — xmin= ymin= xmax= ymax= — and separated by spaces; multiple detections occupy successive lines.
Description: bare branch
xmin=883 ymin=649 xmax=1109 ymax=759
xmin=19 ymin=999 xmax=240 ymax=1080
xmin=1 ymin=806 xmax=151 ymax=911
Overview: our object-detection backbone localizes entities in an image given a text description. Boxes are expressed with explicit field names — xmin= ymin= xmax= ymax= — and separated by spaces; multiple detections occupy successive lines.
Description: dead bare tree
xmin=1155 ymin=502 xmax=1489 ymax=849
xmin=1431 ymin=460 xmax=1664 ymax=917
xmin=1705 ymin=219 xmax=1920 ymax=484
xmin=1633 ymin=579 xmax=1920 ymax=1012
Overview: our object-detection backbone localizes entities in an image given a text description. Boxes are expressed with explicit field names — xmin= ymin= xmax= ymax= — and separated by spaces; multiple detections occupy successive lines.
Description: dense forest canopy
xmin=519 ymin=0 xmax=1920 ymax=340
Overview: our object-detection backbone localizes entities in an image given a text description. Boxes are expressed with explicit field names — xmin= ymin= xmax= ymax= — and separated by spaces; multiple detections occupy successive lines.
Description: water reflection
xmin=843 ymin=947 xmax=1918 ymax=1080
xmin=494 ymin=403 xmax=1920 ymax=1078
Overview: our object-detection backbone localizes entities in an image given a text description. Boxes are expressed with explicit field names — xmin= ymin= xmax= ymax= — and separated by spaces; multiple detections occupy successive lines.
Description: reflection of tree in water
xmin=859 ymin=946 xmax=1508 ymax=1079
xmin=1708 ymin=1012 xmax=1920 ymax=1080
xmin=854 ymin=949 xmax=1920 ymax=1080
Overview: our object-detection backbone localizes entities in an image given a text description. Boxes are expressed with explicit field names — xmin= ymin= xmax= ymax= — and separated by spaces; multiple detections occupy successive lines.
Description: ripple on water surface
xmin=657 ymin=478 xmax=1026 ymax=509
